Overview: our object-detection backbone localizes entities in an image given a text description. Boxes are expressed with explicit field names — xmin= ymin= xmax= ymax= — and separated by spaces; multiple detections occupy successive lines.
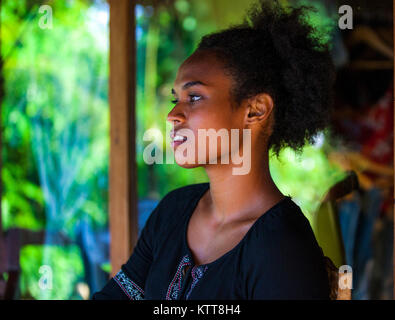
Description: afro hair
xmin=195 ymin=0 xmax=336 ymax=158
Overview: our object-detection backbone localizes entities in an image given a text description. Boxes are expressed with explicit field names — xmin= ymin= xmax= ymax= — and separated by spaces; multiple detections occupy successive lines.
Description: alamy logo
xmin=142 ymin=123 xmax=252 ymax=175
xmin=338 ymin=265 xmax=353 ymax=290
xmin=38 ymin=265 xmax=53 ymax=290
xmin=338 ymin=5 xmax=353 ymax=30
xmin=38 ymin=5 xmax=53 ymax=29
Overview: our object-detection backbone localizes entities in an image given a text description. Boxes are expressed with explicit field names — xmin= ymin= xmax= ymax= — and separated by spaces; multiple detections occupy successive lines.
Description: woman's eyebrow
xmin=171 ymin=80 xmax=207 ymax=95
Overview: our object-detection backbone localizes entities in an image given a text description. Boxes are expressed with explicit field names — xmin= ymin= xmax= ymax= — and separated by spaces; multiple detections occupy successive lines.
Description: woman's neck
xmin=203 ymin=149 xmax=284 ymax=224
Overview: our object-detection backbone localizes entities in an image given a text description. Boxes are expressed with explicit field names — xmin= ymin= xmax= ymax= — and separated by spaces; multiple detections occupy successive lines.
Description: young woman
xmin=93 ymin=0 xmax=335 ymax=300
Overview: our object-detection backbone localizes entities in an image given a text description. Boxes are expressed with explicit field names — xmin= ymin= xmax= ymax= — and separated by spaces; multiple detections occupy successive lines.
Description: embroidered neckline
xmin=166 ymin=254 xmax=192 ymax=300
xmin=166 ymin=254 xmax=209 ymax=300
xmin=185 ymin=264 xmax=208 ymax=299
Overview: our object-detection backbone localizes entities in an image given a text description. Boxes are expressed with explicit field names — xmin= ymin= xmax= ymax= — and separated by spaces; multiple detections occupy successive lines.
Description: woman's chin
xmin=174 ymin=158 xmax=202 ymax=169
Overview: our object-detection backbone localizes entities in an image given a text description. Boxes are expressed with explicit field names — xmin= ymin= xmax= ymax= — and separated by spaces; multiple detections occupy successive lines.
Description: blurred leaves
xmin=19 ymin=245 xmax=84 ymax=300
xmin=1 ymin=0 xmax=109 ymax=299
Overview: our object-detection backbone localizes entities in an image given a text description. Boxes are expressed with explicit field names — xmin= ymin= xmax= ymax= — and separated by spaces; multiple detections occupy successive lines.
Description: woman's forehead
xmin=174 ymin=52 xmax=230 ymax=89
xmin=182 ymin=50 xmax=222 ymax=70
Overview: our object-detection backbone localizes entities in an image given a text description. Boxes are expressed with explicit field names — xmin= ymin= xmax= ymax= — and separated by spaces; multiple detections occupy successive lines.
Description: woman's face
xmin=167 ymin=50 xmax=247 ymax=168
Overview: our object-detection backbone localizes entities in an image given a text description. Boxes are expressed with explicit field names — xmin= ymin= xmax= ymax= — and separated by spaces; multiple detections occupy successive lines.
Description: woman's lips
xmin=171 ymin=134 xmax=188 ymax=148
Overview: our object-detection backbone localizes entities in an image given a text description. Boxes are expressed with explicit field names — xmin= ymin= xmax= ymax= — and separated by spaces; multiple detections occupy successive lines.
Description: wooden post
xmin=393 ymin=0 xmax=395 ymax=301
xmin=108 ymin=0 xmax=138 ymax=277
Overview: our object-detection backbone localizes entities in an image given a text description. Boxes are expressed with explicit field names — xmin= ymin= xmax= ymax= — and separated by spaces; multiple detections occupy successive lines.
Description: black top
xmin=92 ymin=182 xmax=330 ymax=300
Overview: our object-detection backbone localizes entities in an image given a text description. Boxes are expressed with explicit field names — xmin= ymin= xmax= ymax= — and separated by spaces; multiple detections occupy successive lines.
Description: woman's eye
xmin=170 ymin=95 xmax=201 ymax=104
xmin=189 ymin=95 xmax=201 ymax=102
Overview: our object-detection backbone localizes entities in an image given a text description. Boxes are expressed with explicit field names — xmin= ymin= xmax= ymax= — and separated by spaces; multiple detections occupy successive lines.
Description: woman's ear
xmin=244 ymin=93 xmax=274 ymax=126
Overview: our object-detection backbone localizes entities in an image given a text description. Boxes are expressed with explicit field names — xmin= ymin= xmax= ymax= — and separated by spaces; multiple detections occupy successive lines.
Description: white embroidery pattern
xmin=114 ymin=269 xmax=144 ymax=300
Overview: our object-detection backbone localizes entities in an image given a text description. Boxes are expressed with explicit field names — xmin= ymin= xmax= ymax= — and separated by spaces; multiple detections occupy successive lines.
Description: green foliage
xmin=2 ymin=0 xmax=109 ymax=299
xmin=100 ymin=262 xmax=111 ymax=274
xmin=290 ymin=0 xmax=337 ymax=49
xmin=2 ymin=0 xmax=109 ymax=232
xmin=270 ymin=134 xmax=346 ymax=222
xmin=19 ymin=245 xmax=84 ymax=300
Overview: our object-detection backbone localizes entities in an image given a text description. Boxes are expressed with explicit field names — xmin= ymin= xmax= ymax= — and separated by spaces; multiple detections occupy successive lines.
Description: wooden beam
xmin=108 ymin=0 xmax=138 ymax=277
xmin=393 ymin=0 xmax=395 ymax=301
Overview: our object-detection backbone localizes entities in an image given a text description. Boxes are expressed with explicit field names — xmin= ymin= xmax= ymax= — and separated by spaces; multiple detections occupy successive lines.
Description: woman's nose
xmin=166 ymin=105 xmax=186 ymax=125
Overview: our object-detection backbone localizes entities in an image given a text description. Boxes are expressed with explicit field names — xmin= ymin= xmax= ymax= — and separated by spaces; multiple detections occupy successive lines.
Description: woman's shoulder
xmin=249 ymin=198 xmax=322 ymax=265
xmin=243 ymin=198 xmax=330 ymax=298
xmin=246 ymin=197 xmax=324 ymax=260
xmin=275 ymin=199 xmax=319 ymax=246
xmin=252 ymin=197 xmax=314 ymax=237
